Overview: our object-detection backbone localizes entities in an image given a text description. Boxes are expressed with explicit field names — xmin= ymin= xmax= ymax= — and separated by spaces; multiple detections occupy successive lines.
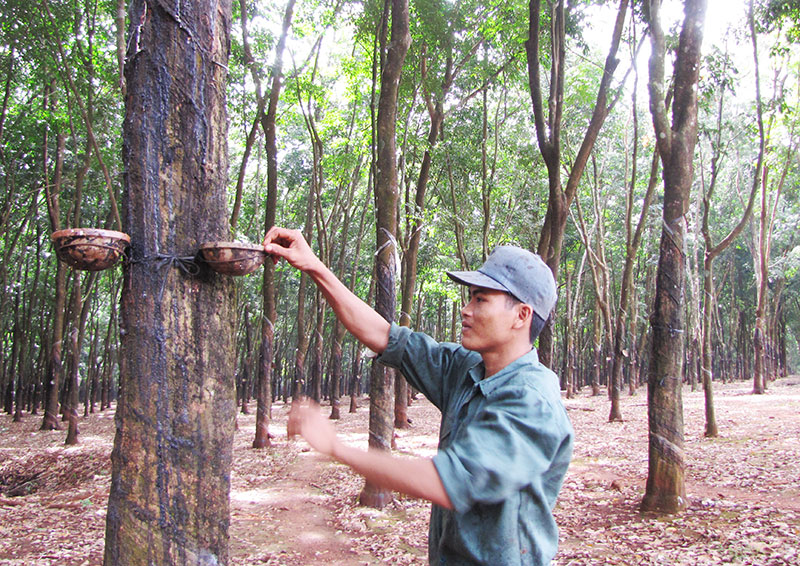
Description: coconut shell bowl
xmin=51 ymin=228 xmax=131 ymax=271
xmin=199 ymin=241 xmax=266 ymax=276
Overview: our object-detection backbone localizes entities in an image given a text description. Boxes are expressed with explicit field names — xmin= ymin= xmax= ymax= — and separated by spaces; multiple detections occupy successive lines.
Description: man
xmin=263 ymin=226 xmax=573 ymax=566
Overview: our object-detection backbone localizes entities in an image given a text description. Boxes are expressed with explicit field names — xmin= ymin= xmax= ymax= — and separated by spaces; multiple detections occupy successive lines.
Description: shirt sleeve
xmin=432 ymin=383 xmax=566 ymax=514
xmin=377 ymin=323 xmax=467 ymax=411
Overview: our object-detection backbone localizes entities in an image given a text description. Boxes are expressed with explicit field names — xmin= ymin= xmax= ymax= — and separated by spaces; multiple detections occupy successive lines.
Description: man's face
xmin=460 ymin=286 xmax=521 ymax=354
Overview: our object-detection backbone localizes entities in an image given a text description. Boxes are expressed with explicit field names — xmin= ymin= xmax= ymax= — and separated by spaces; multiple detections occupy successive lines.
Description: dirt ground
xmin=1 ymin=377 xmax=798 ymax=565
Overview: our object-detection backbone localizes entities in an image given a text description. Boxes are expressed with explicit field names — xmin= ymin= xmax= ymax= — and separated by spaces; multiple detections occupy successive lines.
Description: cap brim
xmin=446 ymin=270 xmax=510 ymax=293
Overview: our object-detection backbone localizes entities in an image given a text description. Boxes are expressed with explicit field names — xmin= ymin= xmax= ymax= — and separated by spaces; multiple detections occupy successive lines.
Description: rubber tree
xmin=360 ymin=0 xmax=411 ymax=510
xmin=697 ymin=38 xmax=759 ymax=436
xmin=641 ymin=0 xmax=707 ymax=515
xmin=243 ymin=0 xmax=297 ymax=449
xmin=525 ymin=0 xmax=629 ymax=368
xmin=40 ymin=84 xmax=67 ymax=433
xmin=104 ymin=1 xmax=237 ymax=564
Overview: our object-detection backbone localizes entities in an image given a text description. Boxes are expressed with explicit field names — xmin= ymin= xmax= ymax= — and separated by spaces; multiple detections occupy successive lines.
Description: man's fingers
xmin=263 ymin=228 xmax=300 ymax=262
xmin=263 ymin=227 xmax=297 ymax=247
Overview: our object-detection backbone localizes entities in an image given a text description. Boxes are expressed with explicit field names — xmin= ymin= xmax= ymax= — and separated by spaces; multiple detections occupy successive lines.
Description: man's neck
xmin=481 ymin=341 xmax=533 ymax=378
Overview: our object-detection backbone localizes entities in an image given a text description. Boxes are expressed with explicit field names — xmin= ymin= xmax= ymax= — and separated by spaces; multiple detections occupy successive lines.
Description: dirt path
xmin=228 ymin=401 xmax=432 ymax=566
xmin=229 ymin=447 xmax=371 ymax=565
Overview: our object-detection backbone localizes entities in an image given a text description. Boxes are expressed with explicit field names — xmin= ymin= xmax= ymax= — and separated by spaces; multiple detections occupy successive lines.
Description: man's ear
xmin=514 ymin=303 xmax=533 ymax=330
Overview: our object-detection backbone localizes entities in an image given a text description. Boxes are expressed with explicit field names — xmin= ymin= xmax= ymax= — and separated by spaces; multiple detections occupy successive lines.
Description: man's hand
xmin=287 ymin=396 xmax=453 ymax=510
xmin=263 ymin=225 xmax=390 ymax=358
xmin=262 ymin=227 xmax=322 ymax=272
xmin=287 ymin=398 xmax=339 ymax=458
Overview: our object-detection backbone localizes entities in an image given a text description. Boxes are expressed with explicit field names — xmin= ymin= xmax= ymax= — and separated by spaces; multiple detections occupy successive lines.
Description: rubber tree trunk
xmin=292 ymin=184 xmax=316 ymax=400
xmin=104 ymin=2 xmax=236 ymax=564
xmin=250 ymin=0 xmax=295 ymax=449
xmin=700 ymin=260 xmax=719 ymax=437
xmin=359 ymin=0 xmax=410 ymax=510
xmin=64 ymin=272 xmax=82 ymax=445
xmin=41 ymin=265 xmax=67 ymax=429
xmin=641 ymin=0 xmax=706 ymax=515
xmin=609 ymin=150 xmax=660 ymax=422
xmin=330 ymin=177 xmax=366 ymax=421
xmin=526 ymin=0 xmax=628 ymax=368
xmin=395 ymin=45 xmax=452 ymax=429
xmin=41 ymin=103 xmax=66 ymax=432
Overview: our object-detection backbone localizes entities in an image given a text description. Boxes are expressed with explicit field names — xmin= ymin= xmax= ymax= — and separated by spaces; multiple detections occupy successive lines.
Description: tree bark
xmin=246 ymin=0 xmax=295 ymax=449
xmin=40 ymin=85 xmax=66 ymax=432
xmin=609 ymin=44 xmax=660 ymax=419
xmin=104 ymin=2 xmax=236 ymax=564
xmin=641 ymin=0 xmax=707 ymax=516
xmin=360 ymin=0 xmax=410 ymax=510
xmin=396 ymin=47 xmax=450 ymax=429
xmin=698 ymin=44 xmax=759 ymax=435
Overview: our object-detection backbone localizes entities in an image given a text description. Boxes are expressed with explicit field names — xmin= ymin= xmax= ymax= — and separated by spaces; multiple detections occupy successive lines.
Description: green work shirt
xmin=377 ymin=323 xmax=574 ymax=566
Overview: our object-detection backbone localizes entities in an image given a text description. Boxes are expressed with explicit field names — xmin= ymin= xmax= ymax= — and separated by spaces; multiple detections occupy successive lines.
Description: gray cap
xmin=447 ymin=246 xmax=557 ymax=319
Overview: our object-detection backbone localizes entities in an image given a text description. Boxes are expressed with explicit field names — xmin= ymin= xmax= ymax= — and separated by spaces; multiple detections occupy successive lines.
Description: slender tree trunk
xmin=609 ymin=43 xmax=661 ymax=418
xmin=573 ymin=188 xmax=614 ymax=397
xmin=293 ymin=185 xmax=316 ymax=399
xmin=114 ymin=0 xmax=126 ymax=95
xmin=104 ymin=2 xmax=236 ymax=564
xmin=330 ymin=168 xmax=366 ymax=420
xmin=698 ymin=46 xmax=759 ymax=435
xmin=329 ymin=325 xmax=344 ymax=420
xmin=18 ymin=233 xmax=43 ymax=419
xmin=100 ymin=295 xmax=116 ymax=411
xmin=775 ymin=292 xmax=786 ymax=378
xmin=526 ymin=0 xmax=629 ymax=367
xmin=610 ymin=146 xmax=659 ymax=420
xmin=360 ymin=0 xmax=410 ymax=510
xmin=10 ymin=293 xmax=21 ymax=421
xmin=41 ymin=86 xmax=66 ymax=432
xmin=641 ymin=0 xmax=707 ymax=516
xmin=249 ymin=0 xmax=294 ymax=449
xmin=310 ymin=294 xmax=326 ymax=403
xmin=65 ymin=129 xmax=98 ymax=436
xmin=395 ymin=41 xmax=462 ymax=427
xmin=349 ymin=340 xmax=362 ymax=414
xmin=563 ymin=252 xmax=586 ymax=398
xmin=396 ymin=96 xmax=442 ymax=428
xmin=701 ymin=261 xmax=718 ymax=436
xmin=591 ymin=308 xmax=602 ymax=396
xmin=87 ymin=321 xmax=98 ymax=415
xmin=240 ymin=307 xmax=253 ymax=415
xmin=64 ymin=272 xmax=81 ymax=445
xmin=747 ymin=0 xmax=769 ymax=395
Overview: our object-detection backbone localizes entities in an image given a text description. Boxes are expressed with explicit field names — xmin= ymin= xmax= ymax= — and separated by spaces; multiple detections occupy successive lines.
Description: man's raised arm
xmin=262 ymin=227 xmax=391 ymax=354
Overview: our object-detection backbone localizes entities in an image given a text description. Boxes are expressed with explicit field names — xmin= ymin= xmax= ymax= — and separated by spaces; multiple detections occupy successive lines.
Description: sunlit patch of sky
xmin=583 ymin=0 xmax=756 ymax=104
xmin=584 ymin=0 xmax=750 ymax=53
